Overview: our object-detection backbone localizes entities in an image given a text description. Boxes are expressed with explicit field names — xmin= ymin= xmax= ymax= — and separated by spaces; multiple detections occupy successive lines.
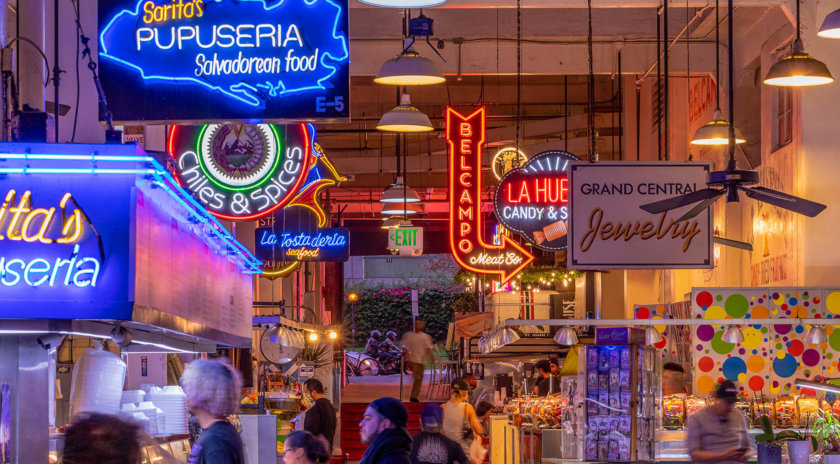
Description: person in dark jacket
xmin=359 ymin=397 xmax=412 ymax=464
xmin=410 ymin=403 xmax=468 ymax=464
xmin=303 ymin=379 xmax=337 ymax=450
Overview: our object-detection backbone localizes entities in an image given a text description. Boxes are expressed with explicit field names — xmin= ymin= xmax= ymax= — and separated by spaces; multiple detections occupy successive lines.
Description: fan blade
xmin=640 ymin=188 xmax=724 ymax=214
xmin=740 ymin=186 xmax=827 ymax=217
xmin=713 ymin=236 xmax=753 ymax=251
xmin=675 ymin=189 xmax=726 ymax=222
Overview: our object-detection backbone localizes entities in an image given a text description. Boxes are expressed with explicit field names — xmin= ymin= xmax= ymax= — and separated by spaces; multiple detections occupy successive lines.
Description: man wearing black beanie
xmin=358 ymin=397 xmax=412 ymax=464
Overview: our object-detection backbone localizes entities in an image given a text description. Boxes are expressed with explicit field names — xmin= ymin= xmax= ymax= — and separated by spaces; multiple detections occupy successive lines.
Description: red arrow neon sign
xmin=447 ymin=107 xmax=535 ymax=285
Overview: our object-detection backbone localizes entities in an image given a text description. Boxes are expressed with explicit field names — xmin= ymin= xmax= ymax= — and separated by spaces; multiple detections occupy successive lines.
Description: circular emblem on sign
xmin=492 ymin=147 xmax=528 ymax=180
xmin=493 ymin=150 xmax=579 ymax=251
xmin=198 ymin=124 xmax=280 ymax=191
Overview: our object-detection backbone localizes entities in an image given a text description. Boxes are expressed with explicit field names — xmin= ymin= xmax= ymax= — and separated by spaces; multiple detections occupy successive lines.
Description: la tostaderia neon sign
xmin=0 ymin=190 xmax=99 ymax=288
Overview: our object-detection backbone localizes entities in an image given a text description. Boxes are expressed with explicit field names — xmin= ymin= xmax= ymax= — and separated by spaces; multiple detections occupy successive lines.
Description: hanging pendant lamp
xmin=691 ymin=0 xmax=746 ymax=145
xmin=765 ymin=0 xmax=833 ymax=86
xmin=381 ymin=216 xmax=401 ymax=229
xmin=377 ymin=93 xmax=434 ymax=133
xmin=722 ymin=325 xmax=744 ymax=344
xmin=380 ymin=176 xmax=421 ymax=203
xmin=806 ymin=325 xmax=828 ymax=344
xmin=359 ymin=0 xmax=445 ymax=7
xmin=375 ymin=39 xmax=445 ymax=86
xmin=554 ymin=327 xmax=578 ymax=346
xmin=381 ymin=203 xmax=421 ymax=216
xmin=645 ymin=326 xmax=664 ymax=345
xmin=818 ymin=8 xmax=840 ymax=38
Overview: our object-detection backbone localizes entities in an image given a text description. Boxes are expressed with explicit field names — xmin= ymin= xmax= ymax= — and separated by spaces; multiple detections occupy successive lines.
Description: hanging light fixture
xmin=645 ymin=326 xmax=664 ymax=345
xmin=359 ymin=0 xmax=445 ymax=7
xmin=380 ymin=176 xmax=421 ymax=203
xmin=375 ymin=39 xmax=444 ymax=86
xmin=498 ymin=327 xmax=521 ymax=346
xmin=806 ymin=325 xmax=828 ymax=344
xmin=818 ymin=8 xmax=840 ymax=38
xmin=691 ymin=0 xmax=746 ymax=145
xmin=381 ymin=216 xmax=401 ymax=229
xmin=554 ymin=327 xmax=578 ymax=346
xmin=722 ymin=325 xmax=744 ymax=344
xmin=764 ymin=0 xmax=833 ymax=86
xmin=381 ymin=202 xmax=421 ymax=216
xmin=377 ymin=93 xmax=434 ymax=133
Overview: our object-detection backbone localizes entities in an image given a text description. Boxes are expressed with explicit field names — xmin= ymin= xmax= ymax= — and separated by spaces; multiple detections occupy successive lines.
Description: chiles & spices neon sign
xmin=0 ymin=190 xmax=100 ymax=288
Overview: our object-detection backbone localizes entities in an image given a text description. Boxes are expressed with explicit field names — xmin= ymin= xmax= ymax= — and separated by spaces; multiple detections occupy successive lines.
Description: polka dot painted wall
xmin=692 ymin=287 xmax=840 ymax=397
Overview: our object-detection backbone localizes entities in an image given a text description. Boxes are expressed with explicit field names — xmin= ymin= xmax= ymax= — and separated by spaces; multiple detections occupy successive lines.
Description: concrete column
xmin=17 ymin=0 xmax=45 ymax=112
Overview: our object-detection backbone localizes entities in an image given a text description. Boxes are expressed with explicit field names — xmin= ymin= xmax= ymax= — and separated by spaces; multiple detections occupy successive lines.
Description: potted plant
xmin=785 ymin=414 xmax=817 ymax=464
xmin=754 ymin=415 xmax=784 ymax=464
xmin=814 ymin=409 xmax=840 ymax=464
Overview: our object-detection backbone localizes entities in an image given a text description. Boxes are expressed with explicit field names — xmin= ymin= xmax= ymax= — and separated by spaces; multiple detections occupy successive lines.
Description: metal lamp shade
xmin=380 ymin=179 xmax=421 ymax=203
xmin=478 ymin=336 xmax=487 ymax=354
xmin=375 ymin=51 xmax=444 ymax=86
xmin=690 ymin=110 xmax=747 ymax=145
xmin=499 ymin=327 xmax=521 ymax=346
xmin=376 ymin=94 xmax=434 ymax=133
xmin=381 ymin=216 xmax=401 ymax=229
xmin=645 ymin=326 xmax=664 ymax=345
xmin=381 ymin=203 xmax=421 ymax=215
xmin=554 ymin=327 xmax=578 ymax=346
xmin=819 ymin=8 xmax=840 ymax=38
xmin=722 ymin=326 xmax=744 ymax=344
xmin=806 ymin=326 xmax=828 ymax=345
xmin=764 ymin=52 xmax=834 ymax=87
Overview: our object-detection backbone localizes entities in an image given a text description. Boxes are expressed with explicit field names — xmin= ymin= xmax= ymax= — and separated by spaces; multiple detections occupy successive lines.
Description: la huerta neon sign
xmin=98 ymin=0 xmax=349 ymax=121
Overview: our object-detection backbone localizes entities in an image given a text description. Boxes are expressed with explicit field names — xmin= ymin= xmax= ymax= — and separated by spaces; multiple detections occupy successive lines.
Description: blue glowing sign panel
xmin=0 ymin=175 xmax=133 ymax=319
xmin=98 ymin=0 xmax=350 ymax=123
xmin=255 ymin=207 xmax=349 ymax=262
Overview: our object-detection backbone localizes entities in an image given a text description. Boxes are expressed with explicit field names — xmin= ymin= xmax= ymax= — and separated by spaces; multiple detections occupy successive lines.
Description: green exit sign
xmin=388 ymin=226 xmax=424 ymax=256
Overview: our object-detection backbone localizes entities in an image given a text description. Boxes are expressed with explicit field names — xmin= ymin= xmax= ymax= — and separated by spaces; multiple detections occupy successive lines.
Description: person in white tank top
xmin=441 ymin=378 xmax=485 ymax=461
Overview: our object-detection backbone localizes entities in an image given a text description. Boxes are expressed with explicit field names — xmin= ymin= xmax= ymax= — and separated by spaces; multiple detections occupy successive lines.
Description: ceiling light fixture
xmin=381 ymin=216 xmax=401 ymax=229
xmin=375 ymin=39 xmax=444 ymax=86
xmin=380 ymin=176 xmax=421 ymax=203
xmin=806 ymin=325 xmax=828 ymax=344
xmin=645 ymin=326 xmax=664 ymax=345
xmin=381 ymin=203 xmax=421 ymax=216
xmin=691 ymin=0 xmax=746 ymax=145
xmin=359 ymin=0 xmax=445 ymax=7
xmin=764 ymin=0 xmax=833 ymax=86
xmin=795 ymin=378 xmax=840 ymax=394
xmin=554 ymin=327 xmax=578 ymax=346
xmin=722 ymin=325 xmax=744 ymax=344
xmin=376 ymin=93 xmax=434 ymax=133
xmin=818 ymin=8 xmax=840 ymax=38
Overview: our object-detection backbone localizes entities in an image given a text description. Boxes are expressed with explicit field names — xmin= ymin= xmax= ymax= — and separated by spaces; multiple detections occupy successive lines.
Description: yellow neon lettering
xmin=21 ymin=208 xmax=56 ymax=244
xmin=57 ymin=193 xmax=83 ymax=244
xmin=7 ymin=191 xmax=31 ymax=240
xmin=0 ymin=189 xmax=15 ymax=240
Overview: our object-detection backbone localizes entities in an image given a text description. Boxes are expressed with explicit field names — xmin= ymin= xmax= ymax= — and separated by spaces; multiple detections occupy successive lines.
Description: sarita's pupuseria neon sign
xmin=0 ymin=190 xmax=100 ymax=288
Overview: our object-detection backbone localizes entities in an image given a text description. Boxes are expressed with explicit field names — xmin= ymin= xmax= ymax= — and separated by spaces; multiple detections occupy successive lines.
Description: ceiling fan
xmin=640 ymin=0 xmax=826 ymax=251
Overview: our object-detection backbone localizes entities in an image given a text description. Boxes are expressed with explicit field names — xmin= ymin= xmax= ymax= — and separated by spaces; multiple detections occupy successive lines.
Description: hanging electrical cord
xmin=70 ymin=0 xmax=81 ymax=142
xmin=685 ymin=0 xmax=691 ymax=160
xmin=664 ymin=0 xmax=669 ymax=161
xmin=515 ymin=0 xmax=522 ymax=152
xmin=587 ymin=0 xmax=595 ymax=161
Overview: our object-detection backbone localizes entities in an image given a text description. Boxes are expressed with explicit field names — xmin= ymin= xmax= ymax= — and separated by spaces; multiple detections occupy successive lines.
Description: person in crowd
xmin=303 ymin=378 xmax=337 ymax=451
xmin=549 ymin=358 xmax=560 ymax=376
xmin=463 ymin=373 xmax=489 ymax=406
xmin=475 ymin=401 xmax=494 ymax=438
xmin=282 ymin=431 xmax=331 ymax=464
xmin=442 ymin=378 xmax=484 ymax=458
xmin=181 ymin=358 xmax=244 ymax=464
xmin=410 ymin=403 xmax=469 ymax=464
xmin=61 ymin=413 xmax=143 ymax=464
xmin=366 ymin=330 xmax=383 ymax=357
xmin=401 ymin=320 xmax=435 ymax=403
xmin=663 ymin=362 xmax=688 ymax=396
xmin=686 ymin=380 xmax=752 ymax=464
xmin=532 ymin=360 xmax=554 ymax=396
xmin=359 ymin=397 xmax=412 ymax=464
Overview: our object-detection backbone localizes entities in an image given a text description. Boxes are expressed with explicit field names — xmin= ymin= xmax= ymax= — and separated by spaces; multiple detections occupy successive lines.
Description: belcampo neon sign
xmin=0 ymin=190 xmax=100 ymax=288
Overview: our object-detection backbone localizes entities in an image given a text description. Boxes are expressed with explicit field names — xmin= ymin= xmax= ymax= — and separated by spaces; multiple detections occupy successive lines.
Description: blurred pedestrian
xmin=282 ymin=431 xmax=331 ymax=464
xmin=686 ymin=380 xmax=751 ymax=464
xmin=61 ymin=413 xmax=142 ymax=464
xmin=410 ymin=403 xmax=468 ymax=464
xmin=663 ymin=362 xmax=688 ymax=396
xmin=303 ymin=378 xmax=337 ymax=450
xmin=359 ymin=397 xmax=412 ymax=464
xmin=442 ymin=379 xmax=484 ymax=458
xmin=181 ymin=358 xmax=244 ymax=464
xmin=533 ymin=360 xmax=553 ymax=396
xmin=401 ymin=320 xmax=434 ymax=403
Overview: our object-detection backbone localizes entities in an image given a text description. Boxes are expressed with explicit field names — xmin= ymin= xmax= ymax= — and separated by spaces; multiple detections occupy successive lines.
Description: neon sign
xmin=493 ymin=150 xmax=579 ymax=251
xmin=98 ymin=0 xmax=349 ymax=122
xmin=167 ymin=123 xmax=345 ymax=221
xmin=491 ymin=147 xmax=528 ymax=180
xmin=255 ymin=208 xmax=349 ymax=262
xmin=447 ymin=107 xmax=534 ymax=284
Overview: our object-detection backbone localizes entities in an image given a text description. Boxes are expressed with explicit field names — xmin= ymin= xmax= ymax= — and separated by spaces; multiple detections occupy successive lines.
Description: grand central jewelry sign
xmin=567 ymin=162 xmax=713 ymax=269
xmin=98 ymin=0 xmax=350 ymax=122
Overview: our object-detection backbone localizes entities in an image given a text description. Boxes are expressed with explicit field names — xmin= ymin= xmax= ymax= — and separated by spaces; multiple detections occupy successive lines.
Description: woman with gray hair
xmin=181 ymin=358 xmax=244 ymax=464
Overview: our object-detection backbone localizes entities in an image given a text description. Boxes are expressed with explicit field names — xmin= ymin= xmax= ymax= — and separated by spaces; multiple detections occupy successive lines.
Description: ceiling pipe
xmin=636 ymin=5 xmax=713 ymax=85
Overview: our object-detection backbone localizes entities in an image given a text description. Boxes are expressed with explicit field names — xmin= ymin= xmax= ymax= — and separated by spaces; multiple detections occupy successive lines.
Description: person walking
xmin=282 ymin=431 xmax=331 ymax=464
xmin=400 ymin=320 xmax=435 ymax=403
xmin=181 ymin=358 xmax=245 ymax=464
xmin=685 ymin=380 xmax=752 ymax=464
xmin=303 ymin=378 xmax=337 ymax=451
xmin=359 ymin=397 xmax=412 ymax=464
xmin=442 ymin=379 xmax=484 ymax=459
xmin=410 ymin=403 xmax=469 ymax=464
xmin=61 ymin=413 xmax=144 ymax=464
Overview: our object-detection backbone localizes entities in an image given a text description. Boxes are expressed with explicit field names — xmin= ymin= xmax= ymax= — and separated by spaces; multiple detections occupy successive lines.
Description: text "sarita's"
xmin=580 ymin=208 xmax=703 ymax=253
